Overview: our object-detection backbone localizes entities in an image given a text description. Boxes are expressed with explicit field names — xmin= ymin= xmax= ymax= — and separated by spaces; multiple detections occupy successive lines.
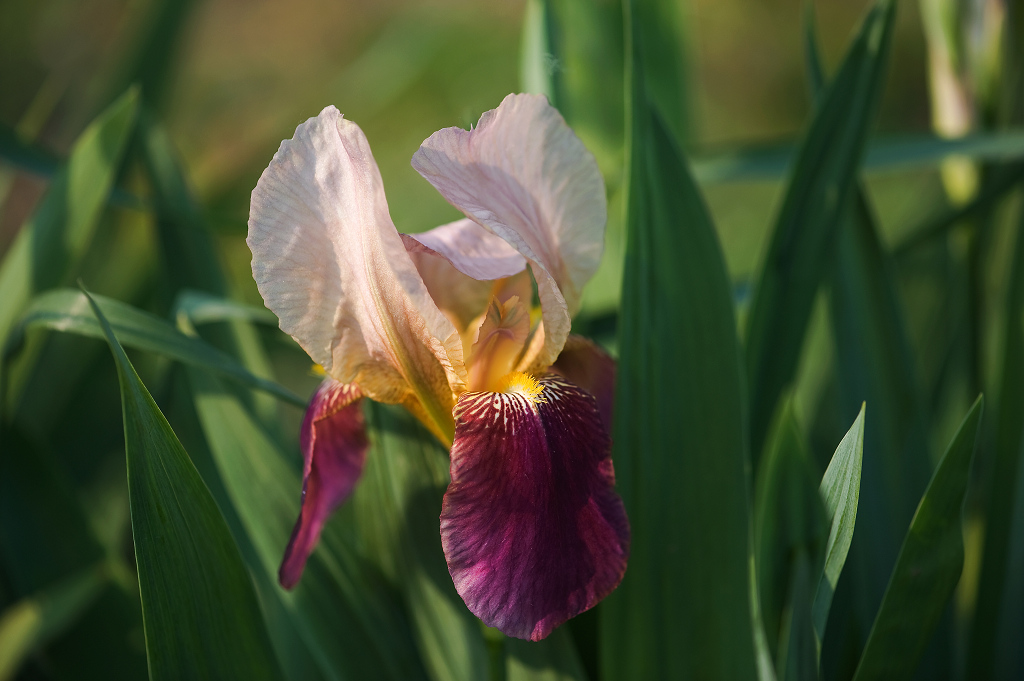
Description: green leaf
xmin=520 ymin=0 xmax=559 ymax=105
xmin=173 ymin=290 xmax=279 ymax=327
xmin=83 ymin=288 xmax=284 ymax=681
xmin=186 ymin=370 xmax=429 ymax=681
xmin=803 ymin=12 xmax=933 ymax=658
xmin=0 ymin=123 xmax=58 ymax=178
xmin=745 ymin=0 xmax=897 ymax=461
xmin=811 ymin=405 xmax=865 ymax=646
xmin=138 ymin=115 xmax=227 ymax=296
xmin=754 ymin=401 xmax=827 ymax=665
xmin=967 ymin=205 xmax=1024 ymax=678
xmin=691 ymin=131 xmax=1024 ymax=184
xmin=506 ymin=629 xmax=588 ymax=681
xmin=104 ymin=0 xmax=200 ymax=110
xmin=3 ymin=289 xmax=303 ymax=407
xmin=851 ymin=396 xmax=984 ymax=681
xmin=775 ymin=553 xmax=817 ymax=681
xmin=633 ymin=0 xmax=691 ymax=146
xmin=0 ymin=427 xmax=148 ymax=681
xmin=358 ymin=401 xmax=489 ymax=681
xmin=517 ymin=0 xmax=627 ymax=318
xmin=0 ymin=89 xmax=139 ymax=345
xmin=0 ymin=564 xmax=107 ymax=681
xmin=893 ymin=161 xmax=1024 ymax=257
xmin=830 ymin=192 xmax=934 ymax=625
xmin=600 ymin=2 xmax=756 ymax=678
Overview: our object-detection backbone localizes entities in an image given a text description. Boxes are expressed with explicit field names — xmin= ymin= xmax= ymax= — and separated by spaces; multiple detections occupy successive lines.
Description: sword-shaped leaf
xmin=84 ymin=289 xmax=283 ymax=681
xmin=852 ymin=397 xmax=984 ymax=681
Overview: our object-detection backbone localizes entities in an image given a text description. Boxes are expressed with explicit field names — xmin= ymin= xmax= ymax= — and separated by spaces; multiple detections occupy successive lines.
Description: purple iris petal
xmin=279 ymin=379 xmax=367 ymax=589
xmin=552 ymin=335 xmax=616 ymax=431
xmin=440 ymin=374 xmax=630 ymax=641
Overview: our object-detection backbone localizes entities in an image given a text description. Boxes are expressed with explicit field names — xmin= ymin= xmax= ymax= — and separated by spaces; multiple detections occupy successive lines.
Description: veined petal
xmin=280 ymin=379 xmax=367 ymax=589
xmin=404 ymin=217 xmax=527 ymax=281
xmin=248 ymin=106 xmax=461 ymax=436
xmin=412 ymin=94 xmax=607 ymax=371
xmin=552 ymin=335 xmax=616 ymax=431
xmin=402 ymin=219 xmax=524 ymax=338
xmin=441 ymin=374 xmax=629 ymax=641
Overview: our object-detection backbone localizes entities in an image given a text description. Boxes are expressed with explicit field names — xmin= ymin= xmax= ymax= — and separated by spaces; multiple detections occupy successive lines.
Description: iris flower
xmin=247 ymin=94 xmax=629 ymax=641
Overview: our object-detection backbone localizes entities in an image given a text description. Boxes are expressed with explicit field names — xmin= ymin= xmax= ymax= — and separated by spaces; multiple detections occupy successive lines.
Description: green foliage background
xmin=1 ymin=0 xmax=1023 ymax=679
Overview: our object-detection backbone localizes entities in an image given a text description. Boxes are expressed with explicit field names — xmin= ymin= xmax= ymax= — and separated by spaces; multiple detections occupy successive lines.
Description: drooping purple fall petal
xmin=412 ymin=94 xmax=607 ymax=373
xmin=440 ymin=374 xmax=629 ymax=641
xmin=280 ymin=379 xmax=367 ymax=589
xmin=552 ymin=335 xmax=616 ymax=431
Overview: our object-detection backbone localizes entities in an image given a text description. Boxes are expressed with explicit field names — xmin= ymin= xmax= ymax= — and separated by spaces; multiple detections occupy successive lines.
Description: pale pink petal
xmin=404 ymin=217 xmax=526 ymax=281
xmin=412 ymin=94 xmax=607 ymax=371
xmin=248 ymin=107 xmax=463 ymax=434
xmin=402 ymin=238 xmax=494 ymax=336
xmin=401 ymin=218 xmax=525 ymax=339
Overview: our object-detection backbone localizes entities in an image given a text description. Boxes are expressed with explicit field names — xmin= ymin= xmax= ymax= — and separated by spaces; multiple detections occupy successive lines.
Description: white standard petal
xmin=411 ymin=93 xmax=607 ymax=370
xmin=405 ymin=217 xmax=527 ymax=282
xmin=248 ymin=106 xmax=463 ymax=433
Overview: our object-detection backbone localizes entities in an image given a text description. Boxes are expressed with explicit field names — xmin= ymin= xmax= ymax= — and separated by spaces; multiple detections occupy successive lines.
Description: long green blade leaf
xmin=358 ymin=401 xmax=489 ymax=681
xmin=139 ymin=115 xmax=228 ymax=295
xmin=84 ymin=289 xmax=283 ymax=681
xmin=600 ymin=2 xmax=756 ymax=677
xmin=745 ymin=0 xmax=896 ymax=461
xmin=634 ymin=0 xmax=690 ymax=146
xmin=3 ymin=289 xmax=302 ymax=406
xmin=0 ymin=89 xmax=139 ymax=344
xmin=506 ymin=629 xmax=588 ymax=681
xmin=0 ymin=427 xmax=149 ymax=680
xmin=967 ymin=206 xmax=1024 ymax=678
xmin=173 ymin=290 xmax=279 ymax=327
xmin=811 ymin=405 xmax=865 ymax=645
xmin=851 ymin=396 xmax=984 ymax=681
xmin=754 ymin=402 xmax=827 ymax=664
xmin=830 ymin=192 xmax=933 ymax=625
xmin=691 ymin=131 xmax=1024 ymax=184
xmin=187 ymin=370 xmax=429 ymax=681
xmin=802 ymin=11 xmax=936 ymax=642
xmin=520 ymin=0 xmax=559 ymax=105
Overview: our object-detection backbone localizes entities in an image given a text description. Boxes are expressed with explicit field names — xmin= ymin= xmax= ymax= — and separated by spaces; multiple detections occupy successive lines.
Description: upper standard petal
xmin=441 ymin=374 xmax=629 ymax=641
xmin=402 ymin=217 xmax=527 ymax=341
xmin=248 ymin=106 xmax=462 ymax=435
xmin=404 ymin=217 xmax=527 ymax=282
xmin=412 ymin=94 xmax=607 ymax=371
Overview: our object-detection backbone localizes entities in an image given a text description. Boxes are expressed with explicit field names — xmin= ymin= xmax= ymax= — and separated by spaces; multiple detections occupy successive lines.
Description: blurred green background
xmin=0 ymin=0 xmax=936 ymax=291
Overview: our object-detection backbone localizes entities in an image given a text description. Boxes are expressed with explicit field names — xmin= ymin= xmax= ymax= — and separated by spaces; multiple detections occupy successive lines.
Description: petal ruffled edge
xmin=280 ymin=379 xmax=367 ymax=589
xmin=248 ymin=106 xmax=461 ymax=438
xmin=440 ymin=374 xmax=629 ymax=640
xmin=412 ymin=94 xmax=607 ymax=371
xmin=404 ymin=217 xmax=527 ymax=282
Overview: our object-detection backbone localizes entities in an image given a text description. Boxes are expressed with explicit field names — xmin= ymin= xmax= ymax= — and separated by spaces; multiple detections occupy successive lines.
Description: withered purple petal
xmin=279 ymin=379 xmax=366 ymax=589
xmin=440 ymin=374 xmax=629 ymax=641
